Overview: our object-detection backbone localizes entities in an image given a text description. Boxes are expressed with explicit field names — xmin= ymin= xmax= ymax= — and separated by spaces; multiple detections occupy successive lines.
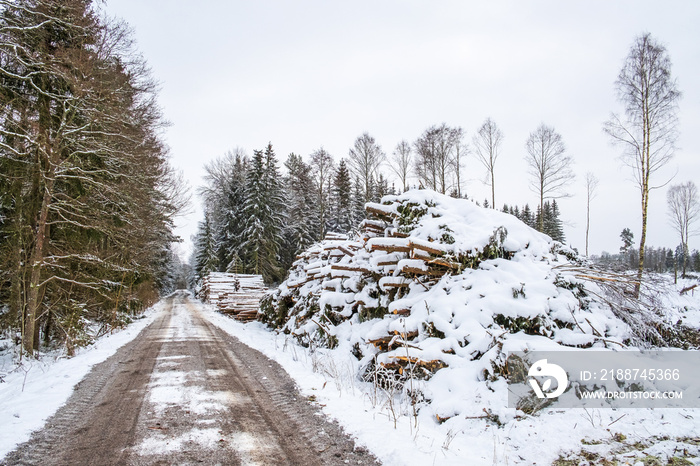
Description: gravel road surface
xmin=3 ymin=292 xmax=379 ymax=465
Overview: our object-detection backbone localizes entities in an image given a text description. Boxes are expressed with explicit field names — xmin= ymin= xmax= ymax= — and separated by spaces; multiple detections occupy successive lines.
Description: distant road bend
xmin=4 ymin=292 xmax=379 ymax=465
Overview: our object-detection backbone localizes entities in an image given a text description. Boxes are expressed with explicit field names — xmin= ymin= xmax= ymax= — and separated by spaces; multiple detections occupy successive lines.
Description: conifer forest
xmin=0 ymin=0 xmax=186 ymax=355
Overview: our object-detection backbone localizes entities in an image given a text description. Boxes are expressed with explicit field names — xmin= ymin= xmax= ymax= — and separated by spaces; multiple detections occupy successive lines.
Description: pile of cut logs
xmin=198 ymin=272 xmax=267 ymax=321
xmin=286 ymin=208 xmax=461 ymax=291
xmin=281 ymin=201 xmax=472 ymax=376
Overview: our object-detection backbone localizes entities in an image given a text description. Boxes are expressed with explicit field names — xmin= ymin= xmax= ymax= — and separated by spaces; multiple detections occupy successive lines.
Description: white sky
xmin=102 ymin=1 xmax=700 ymax=258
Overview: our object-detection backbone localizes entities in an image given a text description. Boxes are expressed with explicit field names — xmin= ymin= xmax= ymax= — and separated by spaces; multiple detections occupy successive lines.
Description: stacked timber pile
xmin=199 ymin=272 xmax=267 ymax=321
xmin=261 ymin=189 xmax=695 ymax=423
xmin=261 ymin=189 xmax=629 ymax=381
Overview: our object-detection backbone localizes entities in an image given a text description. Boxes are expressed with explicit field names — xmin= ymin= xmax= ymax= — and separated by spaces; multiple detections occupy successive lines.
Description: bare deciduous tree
xmin=604 ymin=33 xmax=681 ymax=286
xmin=473 ymin=118 xmax=503 ymax=208
xmin=390 ymin=140 xmax=412 ymax=193
xmin=414 ymin=128 xmax=438 ymax=191
xmin=310 ymin=147 xmax=335 ymax=238
xmin=348 ymin=133 xmax=385 ymax=204
xmin=414 ymin=123 xmax=463 ymax=195
xmin=667 ymin=181 xmax=699 ymax=277
xmin=585 ymin=172 xmax=599 ymax=256
xmin=451 ymin=138 xmax=467 ymax=198
xmin=524 ymin=123 xmax=575 ymax=232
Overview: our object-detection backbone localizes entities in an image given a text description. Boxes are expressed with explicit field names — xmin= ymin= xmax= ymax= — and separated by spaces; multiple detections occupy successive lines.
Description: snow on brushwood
xmin=259 ymin=189 xmax=654 ymax=421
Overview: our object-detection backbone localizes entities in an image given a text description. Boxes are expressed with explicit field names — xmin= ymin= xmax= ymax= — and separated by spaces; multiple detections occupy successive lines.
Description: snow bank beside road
xmin=0 ymin=302 xmax=164 ymax=460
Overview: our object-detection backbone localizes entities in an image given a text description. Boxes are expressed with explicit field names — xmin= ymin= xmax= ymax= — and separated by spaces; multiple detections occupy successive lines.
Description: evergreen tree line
xmin=192 ymin=131 xmax=570 ymax=285
xmin=192 ymin=143 xmax=396 ymax=285
xmin=0 ymin=0 xmax=185 ymax=355
xmin=596 ymin=228 xmax=700 ymax=276
xmin=597 ymin=246 xmax=700 ymax=275
xmin=496 ymin=200 xmax=566 ymax=243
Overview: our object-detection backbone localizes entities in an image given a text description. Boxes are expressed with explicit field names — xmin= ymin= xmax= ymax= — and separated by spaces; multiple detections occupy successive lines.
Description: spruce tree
xmin=692 ymin=250 xmax=700 ymax=273
xmin=200 ymin=150 xmax=249 ymax=273
xmin=518 ymin=201 xmax=565 ymax=241
xmin=193 ymin=212 xmax=219 ymax=280
xmin=665 ymin=248 xmax=675 ymax=272
xmin=281 ymin=153 xmax=316 ymax=271
xmin=549 ymin=200 xmax=565 ymax=242
xmin=241 ymin=144 xmax=284 ymax=284
xmin=331 ymin=159 xmax=354 ymax=234
xmin=241 ymin=150 xmax=266 ymax=276
xmin=351 ymin=176 xmax=366 ymax=226
xmin=219 ymin=153 xmax=249 ymax=272
xmin=524 ymin=204 xmax=536 ymax=228
xmin=373 ymin=173 xmax=390 ymax=202
xmin=546 ymin=203 xmax=555 ymax=239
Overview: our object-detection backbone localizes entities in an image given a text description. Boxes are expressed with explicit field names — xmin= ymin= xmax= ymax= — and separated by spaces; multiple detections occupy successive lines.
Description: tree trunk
xmin=585 ymin=203 xmax=590 ymax=256
xmin=636 ymin=177 xmax=649 ymax=298
xmin=539 ymin=186 xmax=544 ymax=232
xmin=24 ymin=176 xmax=53 ymax=355
xmin=23 ymin=124 xmax=57 ymax=355
xmin=682 ymin=242 xmax=688 ymax=278
xmin=44 ymin=308 xmax=52 ymax=346
xmin=636 ymin=97 xmax=652 ymax=297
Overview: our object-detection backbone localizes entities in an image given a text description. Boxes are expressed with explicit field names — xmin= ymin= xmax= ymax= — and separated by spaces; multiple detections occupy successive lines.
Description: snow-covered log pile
xmin=259 ymin=189 xmax=677 ymax=420
xmin=198 ymin=273 xmax=267 ymax=321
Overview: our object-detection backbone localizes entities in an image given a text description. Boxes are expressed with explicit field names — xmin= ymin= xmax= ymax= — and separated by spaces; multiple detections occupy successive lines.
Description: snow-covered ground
xmin=0 ymin=301 xmax=164 ymax=460
xmin=203 ymin=303 xmax=700 ymax=465
xmin=0 ymin=291 xmax=697 ymax=464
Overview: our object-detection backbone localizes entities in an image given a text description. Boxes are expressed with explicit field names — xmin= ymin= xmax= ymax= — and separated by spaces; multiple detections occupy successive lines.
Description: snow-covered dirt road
xmin=3 ymin=292 xmax=378 ymax=465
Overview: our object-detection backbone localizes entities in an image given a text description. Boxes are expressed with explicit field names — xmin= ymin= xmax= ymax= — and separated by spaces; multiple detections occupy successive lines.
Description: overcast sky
xmin=102 ymin=1 xmax=700 ymax=258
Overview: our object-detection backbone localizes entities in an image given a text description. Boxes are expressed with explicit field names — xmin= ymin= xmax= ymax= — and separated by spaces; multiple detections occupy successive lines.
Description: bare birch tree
xmin=414 ymin=124 xmax=462 ymax=195
xmin=451 ymin=137 xmax=467 ymax=198
xmin=348 ymin=133 xmax=385 ymax=204
xmin=667 ymin=182 xmax=699 ymax=277
xmin=604 ymin=33 xmax=681 ymax=287
xmin=473 ymin=118 xmax=503 ymax=208
xmin=310 ymin=147 xmax=335 ymax=239
xmin=585 ymin=172 xmax=599 ymax=256
xmin=414 ymin=127 xmax=438 ymax=191
xmin=524 ymin=124 xmax=575 ymax=232
xmin=390 ymin=140 xmax=412 ymax=192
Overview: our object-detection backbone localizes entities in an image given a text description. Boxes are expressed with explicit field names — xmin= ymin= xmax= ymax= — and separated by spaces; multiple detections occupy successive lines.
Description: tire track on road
xmin=2 ymin=299 xmax=172 ymax=466
xmin=4 ymin=292 xmax=379 ymax=465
